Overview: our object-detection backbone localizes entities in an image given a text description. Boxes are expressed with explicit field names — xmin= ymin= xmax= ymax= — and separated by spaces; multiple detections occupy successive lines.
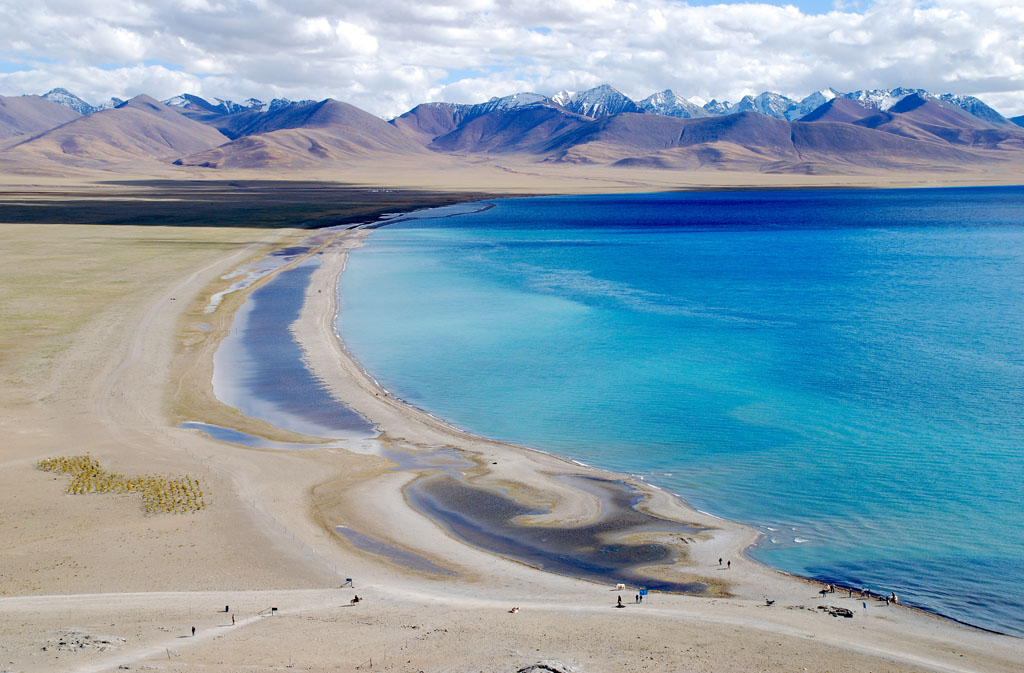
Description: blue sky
xmin=0 ymin=0 xmax=1020 ymax=118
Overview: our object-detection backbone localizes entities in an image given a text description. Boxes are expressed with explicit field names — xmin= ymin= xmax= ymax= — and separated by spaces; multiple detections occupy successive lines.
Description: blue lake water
xmin=336 ymin=187 xmax=1024 ymax=636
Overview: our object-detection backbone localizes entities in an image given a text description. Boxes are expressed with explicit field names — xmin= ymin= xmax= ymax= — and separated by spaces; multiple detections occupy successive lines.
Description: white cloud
xmin=0 ymin=0 xmax=1021 ymax=117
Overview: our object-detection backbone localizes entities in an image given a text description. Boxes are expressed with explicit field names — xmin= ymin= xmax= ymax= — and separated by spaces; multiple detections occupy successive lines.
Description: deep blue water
xmin=336 ymin=187 xmax=1024 ymax=636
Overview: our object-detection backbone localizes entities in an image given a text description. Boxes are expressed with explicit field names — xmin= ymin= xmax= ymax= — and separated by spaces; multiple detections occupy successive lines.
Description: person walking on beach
xmin=232 ymin=614 xmax=236 ymax=625
xmin=635 ymin=594 xmax=640 ymax=604
xmin=719 ymin=557 xmax=723 ymax=566
xmin=191 ymin=626 xmax=196 ymax=637
xmin=727 ymin=560 xmax=731 ymax=569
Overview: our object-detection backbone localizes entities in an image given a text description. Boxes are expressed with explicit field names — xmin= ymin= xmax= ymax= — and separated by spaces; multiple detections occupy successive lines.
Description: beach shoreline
xmin=2 ymin=183 xmax=1023 ymax=673
xmin=290 ymin=218 xmax=1023 ymax=653
xmin=294 ymin=216 xmax=982 ymax=622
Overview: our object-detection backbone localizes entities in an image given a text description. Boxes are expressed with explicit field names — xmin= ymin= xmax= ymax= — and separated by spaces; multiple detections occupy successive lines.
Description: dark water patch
xmin=4 ymin=181 xmax=494 ymax=229
xmin=406 ymin=473 xmax=707 ymax=592
xmin=213 ymin=257 xmax=377 ymax=438
xmin=334 ymin=526 xmax=456 ymax=576
xmin=270 ymin=245 xmax=311 ymax=257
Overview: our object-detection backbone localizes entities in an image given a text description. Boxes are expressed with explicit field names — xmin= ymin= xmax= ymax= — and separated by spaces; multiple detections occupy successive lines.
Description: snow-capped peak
xmin=483 ymin=92 xmax=548 ymax=110
xmin=702 ymin=99 xmax=732 ymax=116
xmin=789 ymin=88 xmax=839 ymax=120
xmin=937 ymin=93 xmax=1007 ymax=124
xmin=269 ymin=98 xmax=315 ymax=111
xmin=638 ymin=90 xmax=708 ymax=118
xmin=241 ymin=97 xmax=267 ymax=112
xmin=841 ymin=87 xmax=926 ymax=111
xmin=727 ymin=92 xmax=797 ymax=119
xmin=163 ymin=95 xmax=189 ymax=108
xmin=551 ymin=84 xmax=639 ymax=118
xmin=41 ymin=88 xmax=95 ymax=115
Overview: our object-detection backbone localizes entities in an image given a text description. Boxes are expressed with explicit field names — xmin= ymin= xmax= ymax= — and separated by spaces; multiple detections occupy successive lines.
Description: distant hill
xmin=802 ymin=94 xmax=1024 ymax=150
xmin=174 ymin=99 xmax=427 ymax=169
xmin=391 ymin=102 xmax=471 ymax=143
xmin=415 ymin=101 xmax=1013 ymax=173
xmin=4 ymin=95 xmax=228 ymax=166
xmin=542 ymin=110 xmax=989 ymax=171
xmin=428 ymin=104 xmax=590 ymax=155
xmin=1012 ymin=115 xmax=1024 ymax=128
xmin=0 ymin=94 xmax=81 ymax=139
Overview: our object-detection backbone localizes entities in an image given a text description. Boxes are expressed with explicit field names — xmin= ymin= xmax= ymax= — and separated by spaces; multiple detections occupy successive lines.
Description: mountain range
xmin=1 ymin=84 xmax=1022 ymax=176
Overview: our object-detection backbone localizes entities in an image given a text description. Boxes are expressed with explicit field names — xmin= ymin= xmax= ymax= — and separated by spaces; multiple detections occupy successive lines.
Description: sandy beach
xmin=2 ymin=178 xmax=1023 ymax=673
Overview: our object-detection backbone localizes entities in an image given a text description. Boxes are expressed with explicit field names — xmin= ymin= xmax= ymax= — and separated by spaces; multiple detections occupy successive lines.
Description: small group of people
xmin=835 ymin=585 xmax=899 ymax=605
xmin=717 ymin=558 xmax=731 ymax=568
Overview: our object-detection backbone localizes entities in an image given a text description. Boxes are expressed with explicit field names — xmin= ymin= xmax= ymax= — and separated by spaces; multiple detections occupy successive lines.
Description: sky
xmin=0 ymin=0 xmax=1021 ymax=118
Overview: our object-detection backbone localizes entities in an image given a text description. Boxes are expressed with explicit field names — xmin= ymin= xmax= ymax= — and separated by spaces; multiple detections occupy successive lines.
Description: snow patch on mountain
xmin=638 ymin=90 xmax=708 ymax=118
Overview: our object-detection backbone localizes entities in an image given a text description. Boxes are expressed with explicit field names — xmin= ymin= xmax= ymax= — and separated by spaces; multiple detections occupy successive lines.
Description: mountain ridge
xmin=30 ymin=85 xmax=1017 ymax=128
xmin=4 ymin=85 xmax=1023 ymax=177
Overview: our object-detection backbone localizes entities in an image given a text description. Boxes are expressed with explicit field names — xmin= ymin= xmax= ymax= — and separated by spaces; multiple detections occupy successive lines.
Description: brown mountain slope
xmin=174 ymin=99 xmax=428 ymax=169
xmin=798 ymin=98 xmax=879 ymax=124
xmin=535 ymin=111 xmax=997 ymax=172
xmin=3 ymin=94 xmax=228 ymax=166
xmin=428 ymin=105 xmax=591 ymax=154
xmin=803 ymin=94 xmax=1024 ymax=150
xmin=390 ymin=103 xmax=470 ymax=143
xmin=0 ymin=95 xmax=81 ymax=139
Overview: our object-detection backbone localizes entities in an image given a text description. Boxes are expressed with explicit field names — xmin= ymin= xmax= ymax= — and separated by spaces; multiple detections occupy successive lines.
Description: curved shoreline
xmin=311 ymin=197 xmax=1024 ymax=635
xmin=290 ymin=220 xmax=1002 ymax=634
xmin=140 ymin=203 xmax=1022 ymax=673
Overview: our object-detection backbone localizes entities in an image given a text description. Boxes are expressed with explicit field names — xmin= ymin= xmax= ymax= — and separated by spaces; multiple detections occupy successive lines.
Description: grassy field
xmin=0 ymin=221 xmax=282 ymax=407
xmin=0 ymin=182 xmax=490 ymax=410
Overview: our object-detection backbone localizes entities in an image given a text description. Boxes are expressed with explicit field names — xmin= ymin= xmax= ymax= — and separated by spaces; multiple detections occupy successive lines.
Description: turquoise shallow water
xmin=337 ymin=187 xmax=1024 ymax=636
